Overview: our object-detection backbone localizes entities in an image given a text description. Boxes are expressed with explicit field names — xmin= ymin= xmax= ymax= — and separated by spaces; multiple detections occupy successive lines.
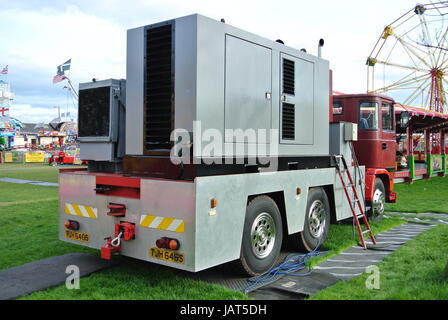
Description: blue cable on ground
xmin=243 ymin=242 xmax=331 ymax=294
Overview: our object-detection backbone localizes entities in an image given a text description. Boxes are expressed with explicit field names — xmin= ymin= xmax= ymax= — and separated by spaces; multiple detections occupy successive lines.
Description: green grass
xmin=386 ymin=176 xmax=448 ymax=214
xmin=0 ymin=199 xmax=94 ymax=270
xmin=20 ymin=259 xmax=248 ymax=300
xmin=0 ymin=181 xmax=57 ymax=204
xmin=0 ymin=163 xmax=60 ymax=183
xmin=310 ymin=225 xmax=448 ymax=300
xmin=0 ymin=162 xmax=85 ymax=183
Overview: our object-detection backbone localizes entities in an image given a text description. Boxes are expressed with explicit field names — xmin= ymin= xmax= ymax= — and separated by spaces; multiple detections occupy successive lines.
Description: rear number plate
xmin=65 ymin=230 xmax=90 ymax=242
xmin=150 ymin=248 xmax=184 ymax=264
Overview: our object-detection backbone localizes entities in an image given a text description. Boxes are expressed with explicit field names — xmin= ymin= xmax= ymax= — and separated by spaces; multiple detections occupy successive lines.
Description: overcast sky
xmin=0 ymin=0 xmax=424 ymax=123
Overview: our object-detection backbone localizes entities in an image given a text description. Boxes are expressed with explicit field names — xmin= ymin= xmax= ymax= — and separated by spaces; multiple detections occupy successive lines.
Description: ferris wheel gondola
xmin=367 ymin=1 xmax=448 ymax=113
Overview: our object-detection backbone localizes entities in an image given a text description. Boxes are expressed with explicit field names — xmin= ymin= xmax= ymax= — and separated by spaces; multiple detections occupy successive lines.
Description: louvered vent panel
xmin=283 ymin=59 xmax=295 ymax=95
xmin=78 ymin=87 xmax=110 ymax=137
xmin=282 ymin=103 xmax=295 ymax=140
xmin=145 ymin=25 xmax=173 ymax=151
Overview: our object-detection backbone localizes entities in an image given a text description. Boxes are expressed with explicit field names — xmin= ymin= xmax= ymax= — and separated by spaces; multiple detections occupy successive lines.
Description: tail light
xmin=156 ymin=237 xmax=180 ymax=250
xmin=64 ymin=220 xmax=80 ymax=230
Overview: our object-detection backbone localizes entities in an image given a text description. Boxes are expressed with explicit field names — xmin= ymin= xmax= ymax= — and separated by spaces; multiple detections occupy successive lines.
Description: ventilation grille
xmin=78 ymin=87 xmax=110 ymax=138
xmin=282 ymin=103 xmax=295 ymax=140
xmin=283 ymin=59 xmax=295 ymax=95
xmin=145 ymin=24 xmax=173 ymax=151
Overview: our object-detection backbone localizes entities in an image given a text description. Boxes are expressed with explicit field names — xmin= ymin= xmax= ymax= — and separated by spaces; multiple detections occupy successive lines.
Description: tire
xmin=236 ymin=196 xmax=283 ymax=276
xmin=298 ymin=187 xmax=330 ymax=252
xmin=368 ymin=178 xmax=386 ymax=222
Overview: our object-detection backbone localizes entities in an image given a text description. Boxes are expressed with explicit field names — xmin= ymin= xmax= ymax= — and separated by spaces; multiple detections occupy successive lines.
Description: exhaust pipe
xmin=318 ymin=38 xmax=325 ymax=58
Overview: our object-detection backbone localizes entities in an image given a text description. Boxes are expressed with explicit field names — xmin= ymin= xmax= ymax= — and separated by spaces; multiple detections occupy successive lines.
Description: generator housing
xmin=124 ymin=14 xmax=330 ymax=178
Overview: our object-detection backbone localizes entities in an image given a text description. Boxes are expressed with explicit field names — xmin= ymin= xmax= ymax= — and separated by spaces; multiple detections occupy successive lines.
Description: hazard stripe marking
xmin=139 ymin=215 xmax=185 ymax=233
xmin=65 ymin=203 xmax=97 ymax=219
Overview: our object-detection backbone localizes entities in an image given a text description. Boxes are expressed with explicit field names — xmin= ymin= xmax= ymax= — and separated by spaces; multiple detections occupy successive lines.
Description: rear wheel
xmin=368 ymin=178 xmax=385 ymax=222
xmin=298 ymin=187 xmax=330 ymax=252
xmin=237 ymin=196 xmax=283 ymax=276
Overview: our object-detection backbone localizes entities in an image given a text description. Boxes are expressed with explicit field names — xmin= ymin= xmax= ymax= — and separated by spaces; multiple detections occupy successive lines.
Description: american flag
xmin=52 ymin=73 xmax=66 ymax=84
xmin=0 ymin=65 xmax=8 ymax=74
xmin=0 ymin=106 xmax=9 ymax=116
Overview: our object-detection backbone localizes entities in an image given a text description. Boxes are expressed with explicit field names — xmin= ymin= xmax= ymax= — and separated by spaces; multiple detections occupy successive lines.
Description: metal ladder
xmin=334 ymin=154 xmax=376 ymax=249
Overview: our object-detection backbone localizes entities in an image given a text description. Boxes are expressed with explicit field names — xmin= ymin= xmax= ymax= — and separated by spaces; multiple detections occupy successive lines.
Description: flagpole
xmin=64 ymin=76 xmax=78 ymax=99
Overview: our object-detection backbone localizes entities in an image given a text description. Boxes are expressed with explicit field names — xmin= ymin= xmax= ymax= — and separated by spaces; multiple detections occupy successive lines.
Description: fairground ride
xmin=367 ymin=1 xmax=448 ymax=114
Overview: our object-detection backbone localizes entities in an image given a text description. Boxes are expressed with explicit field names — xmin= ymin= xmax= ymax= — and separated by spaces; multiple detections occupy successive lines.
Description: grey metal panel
xmin=329 ymin=122 xmax=352 ymax=160
xmin=174 ymin=17 xmax=197 ymax=133
xmin=193 ymin=15 xmax=226 ymax=158
xmin=80 ymin=143 xmax=114 ymax=161
xmin=194 ymin=168 xmax=336 ymax=271
xmin=224 ymin=35 xmax=272 ymax=139
xmin=280 ymin=53 xmax=314 ymax=145
xmin=126 ymin=26 xmax=144 ymax=155
xmin=59 ymin=172 xmax=197 ymax=272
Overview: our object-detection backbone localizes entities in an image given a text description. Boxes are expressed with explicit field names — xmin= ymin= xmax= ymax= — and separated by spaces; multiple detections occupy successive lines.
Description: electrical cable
xmin=242 ymin=238 xmax=331 ymax=294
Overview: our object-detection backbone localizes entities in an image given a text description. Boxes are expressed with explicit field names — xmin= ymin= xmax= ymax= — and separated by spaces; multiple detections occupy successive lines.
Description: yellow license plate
xmin=65 ymin=230 xmax=90 ymax=242
xmin=150 ymin=248 xmax=184 ymax=264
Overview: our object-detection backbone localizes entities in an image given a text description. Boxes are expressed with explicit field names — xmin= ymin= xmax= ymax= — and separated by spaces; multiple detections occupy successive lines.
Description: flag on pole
xmin=53 ymin=59 xmax=71 ymax=84
xmin=57 ymin=59 xmax=71 ymax=74
xmin=0 ymin=65 xmax=8 ymax=74
xmin=53 ymin=73 xmax=66 ymax=84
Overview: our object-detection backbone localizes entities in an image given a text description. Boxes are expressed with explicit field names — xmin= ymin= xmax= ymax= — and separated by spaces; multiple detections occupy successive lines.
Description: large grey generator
xmin=60 ymin=14 xmax=365 ymax=276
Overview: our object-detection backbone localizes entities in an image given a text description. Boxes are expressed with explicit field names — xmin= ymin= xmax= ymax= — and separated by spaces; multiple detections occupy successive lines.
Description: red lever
xmin=107 ymin=203 xmax=126 ymax=217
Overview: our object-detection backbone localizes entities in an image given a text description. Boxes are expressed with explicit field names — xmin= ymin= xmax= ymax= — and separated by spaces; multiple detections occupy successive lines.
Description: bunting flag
xmin=0 ymin=65 xmax=8 ymax=74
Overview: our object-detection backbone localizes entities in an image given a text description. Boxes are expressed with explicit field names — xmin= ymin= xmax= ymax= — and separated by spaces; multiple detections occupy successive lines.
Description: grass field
xmin=310 ymin=224 xmax=448 ymax=300
xmin=385 ymin=176 xmax=448 ymax=214
xmin=0 ymin=163 xmax=444 ymax=300
xmin=0 ymin=162 xmax=68 ymax=183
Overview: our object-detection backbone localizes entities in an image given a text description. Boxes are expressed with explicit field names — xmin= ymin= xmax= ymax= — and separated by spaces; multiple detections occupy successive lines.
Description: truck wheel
xmin=299 ymin=187 xmax=330 ymax=252
xmin=368 ymin=178 xmax=385 ymax=222
xmin=237 ymin=196 xmax=283 ymax=276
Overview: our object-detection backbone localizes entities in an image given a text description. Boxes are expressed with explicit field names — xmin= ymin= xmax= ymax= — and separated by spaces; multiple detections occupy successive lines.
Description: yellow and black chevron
xmin=65 ymin=203 xmax=98 ymax=219
xmin=139 ymin=215 xmax=185 ymax=233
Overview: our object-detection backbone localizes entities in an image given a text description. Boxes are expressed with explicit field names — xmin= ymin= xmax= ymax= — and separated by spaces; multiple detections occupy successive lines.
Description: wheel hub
xmin=308 ymin=200 xmax=326 ymax=238
xmin=371 ymin=189 xmax=385 ymax=217
xmin=250 ymin=212 xmax=276 ymax=259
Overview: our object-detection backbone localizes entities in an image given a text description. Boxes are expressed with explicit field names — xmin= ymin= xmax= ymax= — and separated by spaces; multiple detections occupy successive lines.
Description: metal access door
xmin=224 ymin=35 xmax=272 ymax=140
xmin=280 ymin=53 xmax=314 ymax=145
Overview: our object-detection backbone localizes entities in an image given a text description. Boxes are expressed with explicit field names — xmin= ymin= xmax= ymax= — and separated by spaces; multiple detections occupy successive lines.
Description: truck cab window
xmin=359 ymin=102 xmax=378 ymax=130
xmin=381 ymin=103 xmax=393 ymax=131
xmin=333 ymin=102 xmax=343 ymax=115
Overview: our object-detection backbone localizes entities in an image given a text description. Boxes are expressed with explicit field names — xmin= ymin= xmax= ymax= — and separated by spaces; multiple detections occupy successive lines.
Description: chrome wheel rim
xmin=250 ymin=212 xmax=276 ymax=259
xmin=308 ymin=200 xmax=326 ymax=238
xmin=372 ymin=189 xmax=385 ymax=218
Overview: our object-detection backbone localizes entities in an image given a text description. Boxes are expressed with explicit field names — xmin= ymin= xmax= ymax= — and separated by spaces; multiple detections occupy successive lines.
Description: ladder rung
xmin=362 ymin=230 xmax=372 ymax=235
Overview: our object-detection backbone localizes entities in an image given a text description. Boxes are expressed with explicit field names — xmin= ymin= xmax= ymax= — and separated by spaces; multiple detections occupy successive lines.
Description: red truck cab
xmin=332 ymin=93 xmax=397 ymax=221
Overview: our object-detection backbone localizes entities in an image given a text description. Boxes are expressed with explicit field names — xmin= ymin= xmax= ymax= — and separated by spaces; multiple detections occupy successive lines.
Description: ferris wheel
xmin=367 ymin=1 xmax=448 ymax=113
